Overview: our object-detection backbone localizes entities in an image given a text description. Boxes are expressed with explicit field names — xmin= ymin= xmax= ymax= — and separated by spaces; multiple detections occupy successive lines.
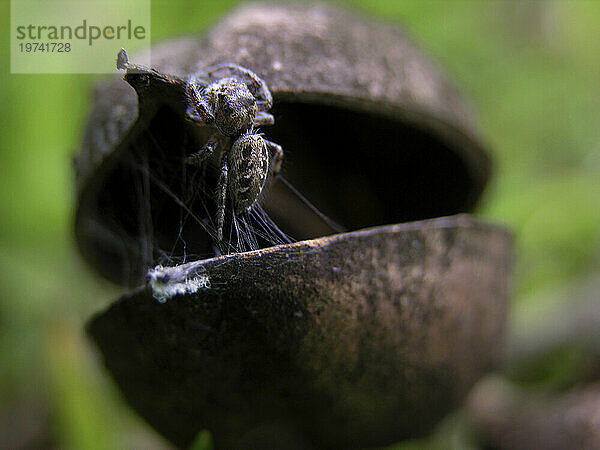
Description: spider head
xmin=213 ymin=79 xmax=257 ymax=137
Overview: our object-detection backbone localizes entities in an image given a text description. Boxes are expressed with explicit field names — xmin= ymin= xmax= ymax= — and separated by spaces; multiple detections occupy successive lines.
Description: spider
xmin=184 ymin=63 xmax=284 ymax=248
xmin=116 ymin=49 xmax=283 ymax=251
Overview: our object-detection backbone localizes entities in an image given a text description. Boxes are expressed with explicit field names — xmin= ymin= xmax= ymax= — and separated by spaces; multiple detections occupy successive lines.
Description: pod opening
xmin=81 ymin=100 xmax=486 ymax=285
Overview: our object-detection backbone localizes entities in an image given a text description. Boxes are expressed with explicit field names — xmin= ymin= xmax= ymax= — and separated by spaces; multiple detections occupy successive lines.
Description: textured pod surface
xmin=88 ymin=215 xmax=511 ymax=449
xmin=74 ymin=2 xmax=492 ymax=285
xmin=79 ymin=3 xmax=512 ymax=447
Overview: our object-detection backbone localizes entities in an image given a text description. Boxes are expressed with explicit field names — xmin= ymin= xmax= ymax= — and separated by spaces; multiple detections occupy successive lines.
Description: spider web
xmin=111 ymin=106 xmax=338 ymax=283
xmin=99 ymin=53 xmax=348 ymax=286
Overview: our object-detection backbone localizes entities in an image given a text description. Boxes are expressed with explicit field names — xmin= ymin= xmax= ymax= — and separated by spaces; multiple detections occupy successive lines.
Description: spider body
xmin=202 ymin=78 xmax=258 ymax=136
xmin=228 ymin=132 xmax=271 ymax=213
xmin=116 ymin=50 xmax=283 ymax=251
xmin=185 ymin=63 xmax=283 ymax=247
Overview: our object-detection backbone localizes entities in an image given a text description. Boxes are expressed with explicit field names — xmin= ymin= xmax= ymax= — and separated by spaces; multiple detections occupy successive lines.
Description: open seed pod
xmin=79 ymin=3 xmax=511 ymax=449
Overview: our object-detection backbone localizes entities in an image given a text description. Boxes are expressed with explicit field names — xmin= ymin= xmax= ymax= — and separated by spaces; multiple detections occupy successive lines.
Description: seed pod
xmin=80 ymin=3 xmax=511 ymax=449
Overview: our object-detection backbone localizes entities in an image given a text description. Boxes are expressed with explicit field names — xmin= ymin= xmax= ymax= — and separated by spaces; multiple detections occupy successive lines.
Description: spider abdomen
xmin=228 ymin=133 xmax=270 ymax=214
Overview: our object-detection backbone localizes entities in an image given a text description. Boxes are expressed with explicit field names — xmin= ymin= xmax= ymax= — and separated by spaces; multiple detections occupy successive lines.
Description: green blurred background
xmin=1 ymin=0 xmax=599 ymax=448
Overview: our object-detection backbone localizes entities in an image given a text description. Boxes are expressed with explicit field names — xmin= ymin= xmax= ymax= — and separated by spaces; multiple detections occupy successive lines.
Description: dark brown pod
xmin=88 ymin=215 xmax=511 ymax=449
xmin=78 ymin=2 xmax=511 ymax=448
xmin=74 ymin=2 xmax=492 ymax=286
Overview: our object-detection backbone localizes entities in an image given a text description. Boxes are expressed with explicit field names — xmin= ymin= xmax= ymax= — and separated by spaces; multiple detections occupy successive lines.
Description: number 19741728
xmin=19 ymin=42 xmax=71 ymax=52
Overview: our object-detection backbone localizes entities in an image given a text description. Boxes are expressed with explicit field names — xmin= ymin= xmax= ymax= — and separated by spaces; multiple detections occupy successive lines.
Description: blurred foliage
xmin=188 ymin=431 xmax=213 ymax=450
xmin=507 ymin=342 xmax=598 ymax=392
xmin=0 ymin=0 xmax=599 ymax=448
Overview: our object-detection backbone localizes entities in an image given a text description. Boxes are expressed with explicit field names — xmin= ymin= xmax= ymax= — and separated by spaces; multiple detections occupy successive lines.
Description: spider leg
xmin=216 ymin=155 xmax=229 ymax=244
xmin=207 ymin=63 xmax=273 ymax=109
xmin=253 ymin=112 xmax=275 ymax=127
xmin=186 ymin=82 xmax=214 ymax=124
xmin=264 ymin=139 xmax=284 ymax=175
xmin=185 ymin=133 xmax=220 ymax=165
xmin=187 ymin=74 xmax=209 ymax=90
